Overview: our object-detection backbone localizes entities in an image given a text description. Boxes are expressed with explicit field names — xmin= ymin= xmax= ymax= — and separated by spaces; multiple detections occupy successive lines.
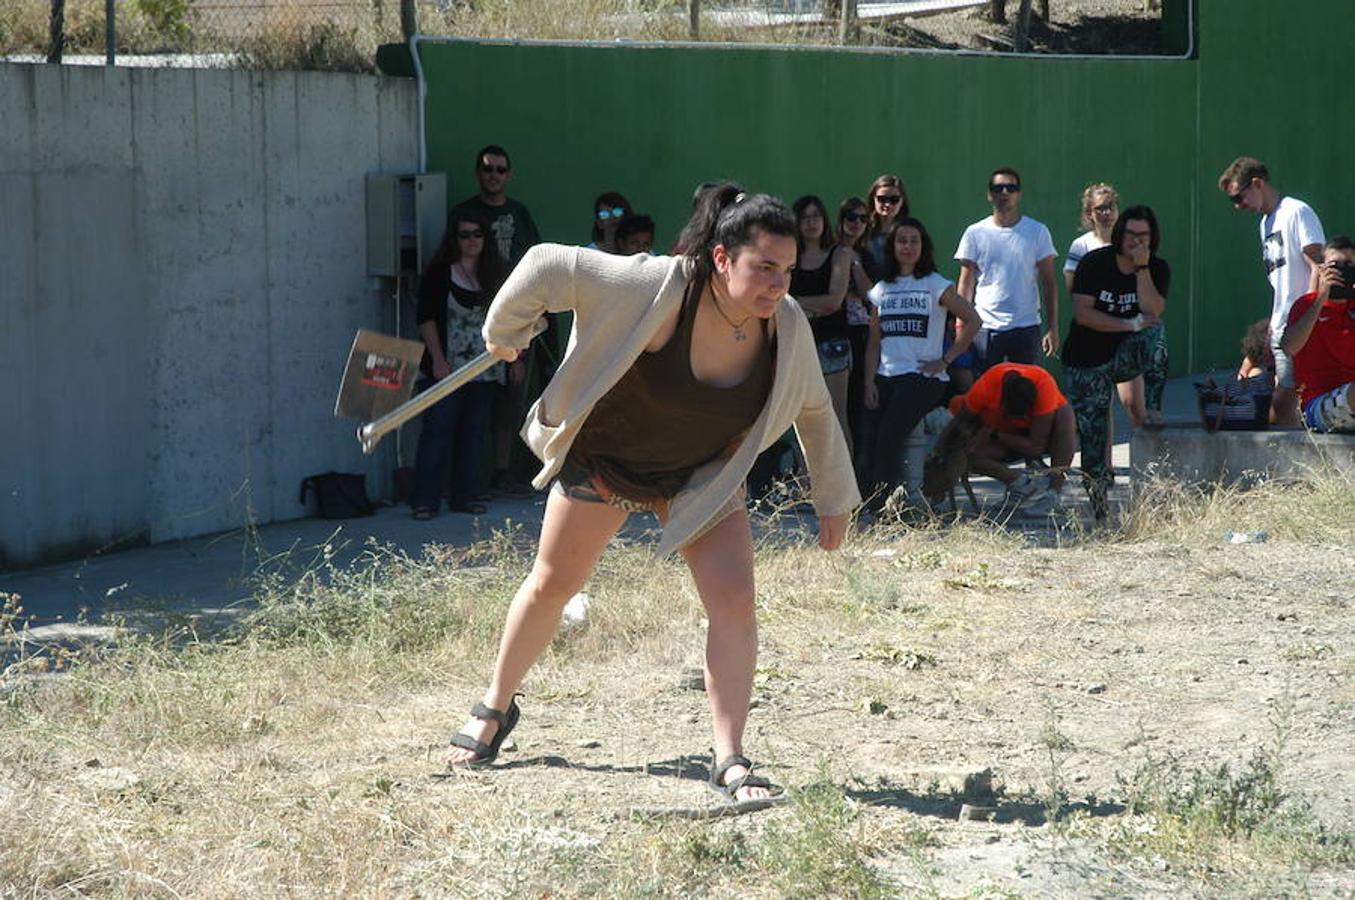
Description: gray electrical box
xmin=366 ymin=172 xmax=447 ymax=277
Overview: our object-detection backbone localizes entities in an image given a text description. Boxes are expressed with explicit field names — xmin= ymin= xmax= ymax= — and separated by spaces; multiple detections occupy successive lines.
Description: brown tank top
xmin=568 ymin=281 xmax=775 ymax=501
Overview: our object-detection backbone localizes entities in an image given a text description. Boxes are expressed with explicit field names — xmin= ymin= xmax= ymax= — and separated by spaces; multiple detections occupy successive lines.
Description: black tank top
xmin=791 ymin=248 xmax=848 ymax=342
xmin=568 ymin=281 xmax=775 ymax=500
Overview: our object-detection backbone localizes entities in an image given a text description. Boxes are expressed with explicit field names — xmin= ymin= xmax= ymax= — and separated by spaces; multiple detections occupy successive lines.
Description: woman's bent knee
xmin=518 ymin=565 xmax=586 ymax=608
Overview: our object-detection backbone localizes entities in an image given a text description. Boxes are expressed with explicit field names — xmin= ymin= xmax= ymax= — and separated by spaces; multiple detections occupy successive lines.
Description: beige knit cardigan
xmin=483 ymin=244 xmax=861 ymax=556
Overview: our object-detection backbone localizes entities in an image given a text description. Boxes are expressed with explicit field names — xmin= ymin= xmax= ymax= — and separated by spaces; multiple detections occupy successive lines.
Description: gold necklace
xmin=709 ymin=291 xmax=752 ymax=342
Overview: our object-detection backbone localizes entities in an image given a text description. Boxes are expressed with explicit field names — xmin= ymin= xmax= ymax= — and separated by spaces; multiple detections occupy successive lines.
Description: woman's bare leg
xmin=447 ymin=488 xmax=628 ymax=765
xmin=1117 ymin=376 xmax=1147 ymax=427
xmin=679 ymin=507 xmax=771 ymax=802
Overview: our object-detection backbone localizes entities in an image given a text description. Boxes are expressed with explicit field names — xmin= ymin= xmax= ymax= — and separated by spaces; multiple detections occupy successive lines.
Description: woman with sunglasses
xmin=444 ymin=184 xmax=859 ymax=804
xmin=410 ymin=212 xmax=511 ymax=519
xmin=836 ymin=197 xmax=877 ymax=478
xmin=587 ymin=191 xmax=633 ymax=254
xmin=863 ymin=175 xmax=910 ymax=282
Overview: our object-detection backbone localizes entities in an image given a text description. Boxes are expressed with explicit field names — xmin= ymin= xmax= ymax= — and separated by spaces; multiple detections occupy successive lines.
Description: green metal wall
xmin=418 ymin=0 xmax=1355 ymax=374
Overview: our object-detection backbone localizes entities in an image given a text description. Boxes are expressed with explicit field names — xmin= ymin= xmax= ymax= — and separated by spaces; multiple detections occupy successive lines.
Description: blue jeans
xmin=411 ymin=378 xmax=493 ymax=510
xmin=863 ymin=372 xmax=947 ymax=506
xmin=973 ymin=324 xmax=1042 ymax=372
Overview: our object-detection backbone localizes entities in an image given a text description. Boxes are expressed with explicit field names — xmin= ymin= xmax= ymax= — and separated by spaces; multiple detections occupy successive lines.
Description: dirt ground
xmin=440 ymin=527 xmax=1354 ymax=895
xmin=876 ymin=0 xmax=1166 ymax=55
xmin=3 ymin=486 xmax=1354 ymax=896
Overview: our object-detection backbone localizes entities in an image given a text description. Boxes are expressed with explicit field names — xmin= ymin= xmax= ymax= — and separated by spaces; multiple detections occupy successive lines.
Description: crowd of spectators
xmin=406 ymin=147 xmax=1354 ymax=524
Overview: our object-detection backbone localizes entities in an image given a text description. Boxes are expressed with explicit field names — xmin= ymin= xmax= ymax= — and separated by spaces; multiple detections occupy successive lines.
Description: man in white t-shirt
xmin=954 ymin=167 xmax=1059 ymax=371
xmin=1219 ymin=156 xmax=1325 ymax=427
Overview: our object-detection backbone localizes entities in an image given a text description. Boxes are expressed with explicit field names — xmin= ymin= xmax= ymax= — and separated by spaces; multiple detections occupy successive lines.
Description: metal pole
xmin=837 ymin=0 xmax=857 ymax=45
xmin=105 ymin=0 xmax=115 ymax=64
xmin=688 ymin=0 xmax=699 ymax=40
xmin=400 ymin=0 xmax=417 ymax=41
xmin=47 ymin=0 xmax=65 ymax=63
xmin=1014 ymin=0 xmax=1033 ymax=51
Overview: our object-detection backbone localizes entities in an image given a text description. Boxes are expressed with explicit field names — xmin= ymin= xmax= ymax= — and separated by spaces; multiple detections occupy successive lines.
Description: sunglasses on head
xmin=457 ymin=229 xmax=484 ymax=239
xmin=479 ymin=163 xmax=509 ymax=174
xmin=843 ymin=212 xmax=868 ymax=223
xmin=596 ymin=206 xmax=627 ymax=221
xmin=876 ymin=194 xmax=902 ymax=205
xmin=989 ymin=183 xmax=1021 ymax=194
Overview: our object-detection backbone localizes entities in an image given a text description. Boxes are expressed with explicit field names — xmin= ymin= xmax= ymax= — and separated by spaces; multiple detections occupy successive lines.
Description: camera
xmin=1330 ymin=262 xmax=1355 ymax=300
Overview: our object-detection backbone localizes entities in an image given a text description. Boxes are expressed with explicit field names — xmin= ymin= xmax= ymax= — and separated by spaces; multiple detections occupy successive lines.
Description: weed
xmin=862 ymin=642 xmax=936 ymax=670
xmin=757 ymin=771 xmax=893 ymax=898
xmin=238 ymin=21 xmax=382 ymax=73
xmin=845 ymin=565 xmax=907 ymax=611
xmin=941 ymin=562 xmax=1009 ymax=592
xmin=1112 ymin=690 xmax=1355 ymax=874
xmin=1279 ymin=642 xmax=1335 ymax=662
xmin=1038 ymin=706 xmax=1075 ymax=825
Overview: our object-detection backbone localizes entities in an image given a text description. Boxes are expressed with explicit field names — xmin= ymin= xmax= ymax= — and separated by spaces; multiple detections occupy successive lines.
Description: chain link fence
xmin=1 ymin=1 xmax=1165 ymax=70
xmin=2 ymin=1 xmax=876 ymax=68
xmin=2 ymin=0 xmax=401 ymax=68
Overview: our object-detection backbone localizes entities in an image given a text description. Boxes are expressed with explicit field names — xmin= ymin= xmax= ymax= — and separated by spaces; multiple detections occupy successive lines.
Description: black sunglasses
xmin=457 ymin=229 xmax=484 ymax=239
xmin=843 ymin=212 xmax=868 ymax=223
xmin=876 ymin=194 xmax=902 ymax=205
xmin=989 ymin=183 xmax=1021 ymax=194
xmin=1228 ymin=182 xmax=1251 ymax=205
xmin=479 ymin=164 xmax=509 ymax=174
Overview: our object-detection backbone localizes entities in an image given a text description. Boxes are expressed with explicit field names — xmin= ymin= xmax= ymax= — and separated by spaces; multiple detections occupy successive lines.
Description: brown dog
xmin=921 ymin=412 xmax=983 ymax=512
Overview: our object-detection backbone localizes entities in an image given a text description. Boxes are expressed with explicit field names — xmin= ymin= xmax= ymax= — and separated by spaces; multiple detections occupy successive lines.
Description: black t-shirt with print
xmin=1063 ymin=246 xmax=1170 ymax=368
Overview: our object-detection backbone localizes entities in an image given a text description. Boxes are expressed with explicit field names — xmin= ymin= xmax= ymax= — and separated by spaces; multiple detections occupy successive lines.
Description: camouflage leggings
xmin=1063 ymin=324 xmax=1168 ymax=508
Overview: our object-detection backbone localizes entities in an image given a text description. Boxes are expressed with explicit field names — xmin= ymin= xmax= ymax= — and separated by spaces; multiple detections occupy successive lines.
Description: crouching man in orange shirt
xmin=944 ymin=362 xmax=1078 ymax=518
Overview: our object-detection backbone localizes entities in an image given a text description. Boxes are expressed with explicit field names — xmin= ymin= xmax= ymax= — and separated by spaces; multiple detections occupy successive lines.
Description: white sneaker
xmin=1019 ymin=488 xmax=1063 ymax=518
xmin=1006 ymin=474 xmax=1044 ymax=503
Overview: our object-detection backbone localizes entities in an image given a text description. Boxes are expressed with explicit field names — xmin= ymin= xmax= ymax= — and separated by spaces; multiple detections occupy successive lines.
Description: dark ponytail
xmin=672 ymin=182 xmax=797 ymax=286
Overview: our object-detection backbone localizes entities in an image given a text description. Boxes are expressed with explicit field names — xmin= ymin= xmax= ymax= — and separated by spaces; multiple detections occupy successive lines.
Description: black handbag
xmin=1194 ymin=373 xmax=1273 ymax=432
xmin=299 ymin=472 xmax=375 ymax=518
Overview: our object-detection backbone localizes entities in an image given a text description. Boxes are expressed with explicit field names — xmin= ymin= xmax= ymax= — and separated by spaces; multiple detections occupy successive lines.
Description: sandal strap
xmin=470 ymin=701 xmax=509 ymax=727
xmin=723 ymin=771 xmax=773 ymax=794
xmin=449 ymin=732 xmax=492 ymax=758
xmin=709 ymin=754 xmax=754 ymax=788
xmin=469 ymin=693 xmax=522 ymax=727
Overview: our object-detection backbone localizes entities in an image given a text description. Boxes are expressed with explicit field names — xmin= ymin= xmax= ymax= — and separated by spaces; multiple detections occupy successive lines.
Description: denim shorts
xmin=553 ymin=455 xmax=666 ymax=514
xmin=817 ymin=338 xmax=853 ymax=376
xmin=1271 ymin=340 xmax=1297 ymax=390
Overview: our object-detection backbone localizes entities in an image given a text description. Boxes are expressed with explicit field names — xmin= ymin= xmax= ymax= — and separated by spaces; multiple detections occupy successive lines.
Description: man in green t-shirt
xmin=452 ymin=144 xmax=541 ymax=268
xmin=452 ymin=145 xmax=548 ymax=494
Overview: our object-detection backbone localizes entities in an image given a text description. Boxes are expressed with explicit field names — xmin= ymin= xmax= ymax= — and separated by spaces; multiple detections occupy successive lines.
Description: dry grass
xmin=3 ymin=474 xmax=1355 ymax=896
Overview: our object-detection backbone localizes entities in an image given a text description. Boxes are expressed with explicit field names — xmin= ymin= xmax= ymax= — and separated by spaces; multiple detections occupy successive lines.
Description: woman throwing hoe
xmin=446 ymin=185 xmax=861 ymax=803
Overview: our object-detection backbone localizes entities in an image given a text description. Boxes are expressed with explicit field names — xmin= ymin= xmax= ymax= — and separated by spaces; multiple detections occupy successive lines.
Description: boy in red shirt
xmin=1281 ymin=236 xmax=1355 ymax=434
xmin=947 ymin=362 xmax=1077 ymax=516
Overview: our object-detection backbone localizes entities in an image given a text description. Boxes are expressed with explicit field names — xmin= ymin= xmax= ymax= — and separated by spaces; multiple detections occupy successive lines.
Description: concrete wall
xmin=0 ymin=63 xmax=420 ymax=570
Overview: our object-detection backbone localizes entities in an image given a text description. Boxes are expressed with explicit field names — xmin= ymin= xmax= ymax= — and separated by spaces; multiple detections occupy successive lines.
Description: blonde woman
xmin=1064 ymin=183 xmax=1120 ymax=295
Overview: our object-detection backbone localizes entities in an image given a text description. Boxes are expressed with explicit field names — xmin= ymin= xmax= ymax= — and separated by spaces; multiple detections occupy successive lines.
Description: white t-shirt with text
xmin=954 ymin=215 xmax=1056 ymax=331
xmin=1261 ymin=196 xmax=1324 ymax=338
xmin=867 ymin=272 xmax=953 ymax=381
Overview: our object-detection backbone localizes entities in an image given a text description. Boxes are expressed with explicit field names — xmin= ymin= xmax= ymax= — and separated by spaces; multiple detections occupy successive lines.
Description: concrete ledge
xmin=1131 ymin=422 xmax=1355 ymax=486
